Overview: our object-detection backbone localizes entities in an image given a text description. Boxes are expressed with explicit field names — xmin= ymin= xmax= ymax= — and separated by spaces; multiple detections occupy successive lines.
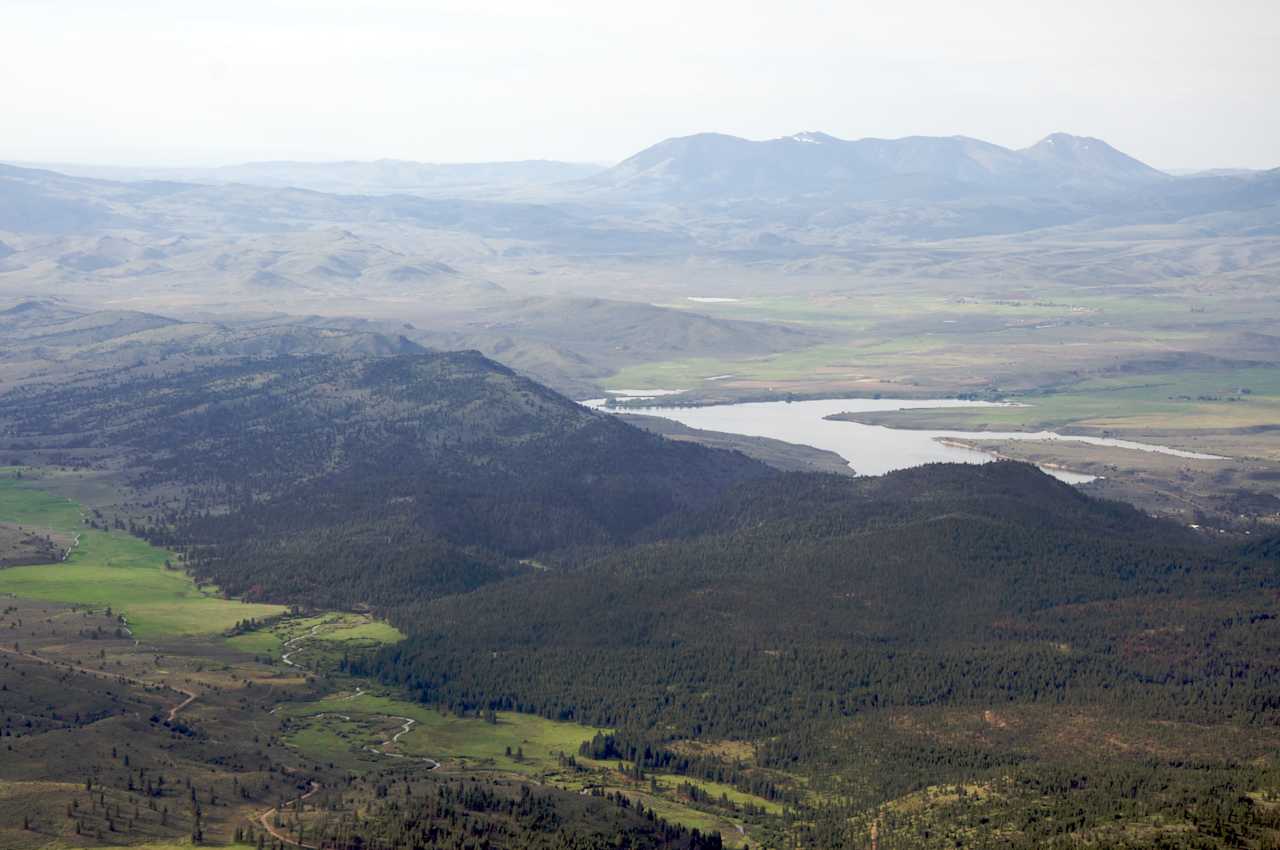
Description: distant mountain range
xmin=586 ymin=131 xmax=1172 ymax=201
xmin=7 ymin=158 xmax=603 ymax=199
xmin=14 ymin=130 xmax=1269 ymax=205
xmin=1 ymin=131 xmax=1278 ymax=303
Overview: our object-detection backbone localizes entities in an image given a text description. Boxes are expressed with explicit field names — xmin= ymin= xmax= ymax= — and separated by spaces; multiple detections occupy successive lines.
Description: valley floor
xmin=598 ymin=280 xmax=1280 ymax=534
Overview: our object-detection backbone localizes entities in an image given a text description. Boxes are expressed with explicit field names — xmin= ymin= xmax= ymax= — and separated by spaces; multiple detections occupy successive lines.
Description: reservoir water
xmin=585 ymin=397 xmax=1226 ymax=484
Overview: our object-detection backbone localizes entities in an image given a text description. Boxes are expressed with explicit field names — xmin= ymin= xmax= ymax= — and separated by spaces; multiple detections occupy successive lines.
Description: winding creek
xmin=273 ymin=626 xmax=441 ymax=769
xmin=584 ymin=396 xmax=1226 ymax=484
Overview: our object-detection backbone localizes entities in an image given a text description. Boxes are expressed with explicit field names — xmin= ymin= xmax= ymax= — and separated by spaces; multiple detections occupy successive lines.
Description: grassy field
xmin=617 ymin=281 xmax=1280 ymax=419
xmin=223 ymin=628 xmax=282 ymax=656
xmin=0 ymin=471 xmax=83 ymax=529
xmin=227 ymin=611 xmax=403 ymax=659
xmin=313 ymin=618 xmax=402 ymax=644
xmin=617 ymin=790 xmax=731 ymax=837
xmin=829 ymin=366 xmax=1280 ymax=446
xmin=650 ymin=772 xmax=786 ymax=815
xmin=286 ymin=691 xmax=606 ymax=773
xmin=605 ymin=327 xmax=1243 ymax=401
xmin=0 ymin=472 xmax=284 ymax=637
xmin=283 ymin=691 xmax=769 ymax=846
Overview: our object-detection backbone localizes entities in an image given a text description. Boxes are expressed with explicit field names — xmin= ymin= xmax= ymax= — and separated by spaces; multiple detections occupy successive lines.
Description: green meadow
xmin=650 ymin=773 xmax=785 ymax=816
xmin=283 ymin=692 xmax=770 ymax=845
xmin=0 ymin=472 xmax=83 ymax=530
xmin=835 ymin=366 xmax=1280 ymax=437
xmin=619 ymin=791 xmax=731 ymax=838
xmin=286 ymin=691 xmax=606 ymax=774
xmin=0 ymin=473 xmax=283 ymax=637
xmin=227 ymin=611 xmax=403 ymax=658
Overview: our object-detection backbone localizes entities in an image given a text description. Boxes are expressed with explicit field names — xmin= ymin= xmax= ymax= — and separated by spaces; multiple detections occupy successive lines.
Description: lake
xmin=584 ymin=397 xmax=1226 ymax=484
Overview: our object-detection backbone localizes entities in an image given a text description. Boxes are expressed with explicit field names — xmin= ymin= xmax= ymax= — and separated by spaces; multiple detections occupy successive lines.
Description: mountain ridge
xmin=3 ymin=157 xmax=606 ymax=199
xmin=587 ymin=130 xmax=1172 ymax=201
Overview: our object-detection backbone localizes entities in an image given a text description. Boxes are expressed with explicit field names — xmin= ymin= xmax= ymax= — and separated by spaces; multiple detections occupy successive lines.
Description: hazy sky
xmin=3 ymin=0 xmax=1277 ymax=169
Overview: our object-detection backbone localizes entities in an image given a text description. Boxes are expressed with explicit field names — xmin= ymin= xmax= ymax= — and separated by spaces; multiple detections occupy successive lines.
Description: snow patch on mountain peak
xmin=788 ymin=131 xmax=828 ymax=145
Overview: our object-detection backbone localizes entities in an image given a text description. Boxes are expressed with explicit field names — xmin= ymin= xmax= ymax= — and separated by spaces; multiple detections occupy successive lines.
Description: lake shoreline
xmin=587 ymin=396 xmax=1227 ymax=486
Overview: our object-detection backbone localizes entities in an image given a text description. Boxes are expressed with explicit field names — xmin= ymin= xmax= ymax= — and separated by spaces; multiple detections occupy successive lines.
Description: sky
xmin=3 ymin=0 xmax=1277 ymax=170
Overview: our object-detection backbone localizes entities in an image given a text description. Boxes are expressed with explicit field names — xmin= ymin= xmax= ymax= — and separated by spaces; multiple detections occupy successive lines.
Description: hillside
xmin=358 ymin=461 xmax=1279 ymax=847
xmin=0 ymin=300 xmax=428 ymax=390
xmin=369 ymin=462 xmax=1255 ymax=731
xmin=0 ymin=297 xmax=819 ymax=398
xmin=0 ymin=350 xmax=768 ymax=607
xmin=0 ymin=522 xmax=69 ymax=566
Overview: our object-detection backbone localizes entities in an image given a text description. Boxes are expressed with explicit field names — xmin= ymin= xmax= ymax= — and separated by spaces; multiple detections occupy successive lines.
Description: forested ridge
xmin=0 ymin=350 xmax=765 ymax=606
xmin=2 ymin=350 xmax=1278 ymax=848
xmin=360 ymin=462 xmax=1278 ymax=732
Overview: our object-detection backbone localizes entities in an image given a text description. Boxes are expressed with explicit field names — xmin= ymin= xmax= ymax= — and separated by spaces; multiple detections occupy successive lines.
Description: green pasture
xmin=0 ymin=473 xmax=82 ymax=530
xmin=0 ymin=473 xmax=284 ymax=637
xmin=286 ymin=692 xmax=605 ymax=774
xmin=228 ymin=612 xmax=403 ymax=659
xmin=616 ymin=280 xmax=1279 ymax=408
xmin=854 ymin=366 xmax=1280 ymax=434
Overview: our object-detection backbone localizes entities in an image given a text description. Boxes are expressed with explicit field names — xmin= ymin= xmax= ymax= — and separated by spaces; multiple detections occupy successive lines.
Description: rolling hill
xmin=13 ymin=157 xmax=605 ymax=199
xmin=0 ymin=300 xmax=428 ymax=389
xmin=0 ymin=348 xmax=769 ymax=607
